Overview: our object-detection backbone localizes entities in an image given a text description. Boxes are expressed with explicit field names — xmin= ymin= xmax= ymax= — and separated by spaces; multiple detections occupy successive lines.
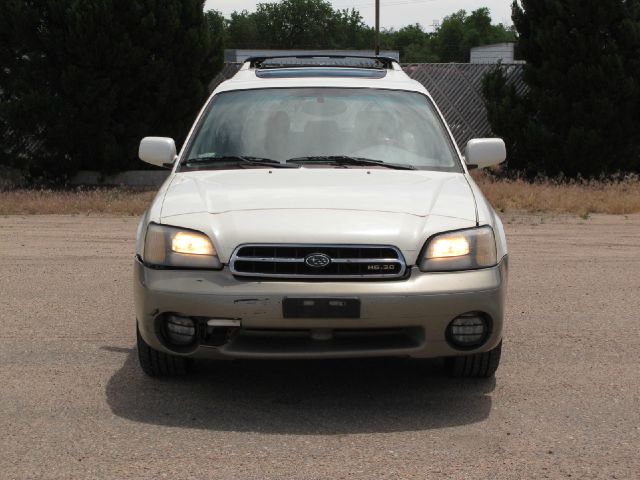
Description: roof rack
xmin=246 ymin=55 xmax=398 ymax=70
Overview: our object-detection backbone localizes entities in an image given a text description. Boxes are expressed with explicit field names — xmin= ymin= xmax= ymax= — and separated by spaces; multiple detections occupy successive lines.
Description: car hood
xmin=158 ymin=169 xmax=478 ymax=263
xmin=161 ymin=169 xmax=477 ymax=220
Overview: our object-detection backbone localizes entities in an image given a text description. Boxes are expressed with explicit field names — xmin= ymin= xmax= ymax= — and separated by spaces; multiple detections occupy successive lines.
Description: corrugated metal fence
xmin=209 ymin=62 xmax=525 ymax=149
xmin=405 ymin=63 xmax=526 ymax=148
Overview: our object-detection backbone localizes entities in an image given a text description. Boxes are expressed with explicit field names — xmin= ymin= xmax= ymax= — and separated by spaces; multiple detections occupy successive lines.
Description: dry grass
xmin=0 ymin=188 xmax=155 ymax=216
xmin=1 ymin=177 xmax=640 ymax=216
xmin=474 ymin=175 xmax=640 ymax=216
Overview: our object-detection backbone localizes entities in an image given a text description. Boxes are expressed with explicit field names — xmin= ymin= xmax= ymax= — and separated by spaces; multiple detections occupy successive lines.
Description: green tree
xmin=435 ymin=8 xmax=515 ymax=62
xmin=222 ymin=2 xmax=513 ymax=63
xmin=380 ymin=8 xmax=514 ymax=63
xmin=484 ymin=0 xmax=640 ymax=178
xmin=332 ymin=8 xmax=373 ymax=49
xmin=226 ymin=10 xmax=261 ymax=48
xmin=381 ymin=24 xmax=437 ymax=63
xmin=206 ymin=9 xmax=227 ymax=66
xmin=0 ymin=0 xmax=220 ymax=179
xmin=226 ymin=0 xmax=369 ymax=50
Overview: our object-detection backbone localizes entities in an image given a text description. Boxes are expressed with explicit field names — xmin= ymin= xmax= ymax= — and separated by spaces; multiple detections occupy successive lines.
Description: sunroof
xmin=256 ymin=67 xmax=387 ymax=79
xmin=254 ymin=56 xmax=392 ymax=69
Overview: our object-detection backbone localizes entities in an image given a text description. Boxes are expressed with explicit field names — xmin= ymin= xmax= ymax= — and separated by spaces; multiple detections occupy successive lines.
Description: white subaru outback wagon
xmin=134 ymin=56 xmax=508 ymax=378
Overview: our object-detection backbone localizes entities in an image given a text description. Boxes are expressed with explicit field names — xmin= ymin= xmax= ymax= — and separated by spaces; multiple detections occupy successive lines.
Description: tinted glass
xmin=183 ymin=88 xmax=461 ymax=171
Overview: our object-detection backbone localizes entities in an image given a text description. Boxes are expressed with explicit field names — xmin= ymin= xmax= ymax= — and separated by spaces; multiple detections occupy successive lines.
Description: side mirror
xmin=464 ymin=138 xmax=506 ymax=170
xmin=139 ymin=137 xmax=176 ymax=168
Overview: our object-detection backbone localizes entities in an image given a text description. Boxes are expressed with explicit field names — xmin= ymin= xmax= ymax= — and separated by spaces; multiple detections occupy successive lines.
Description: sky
xmin=204 ymin=0 xmax=514 ymax=31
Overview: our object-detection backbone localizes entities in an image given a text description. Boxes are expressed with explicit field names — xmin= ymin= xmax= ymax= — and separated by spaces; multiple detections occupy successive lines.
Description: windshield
xmin=181 ymin=88 xmax=461 ymax=172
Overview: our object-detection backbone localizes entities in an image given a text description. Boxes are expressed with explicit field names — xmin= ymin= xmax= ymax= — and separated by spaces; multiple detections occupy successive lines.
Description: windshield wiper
xmin=286 ymin=156 xmax=416 ymax=170
xmin=184 ymin=155 xmax=299 ymax=168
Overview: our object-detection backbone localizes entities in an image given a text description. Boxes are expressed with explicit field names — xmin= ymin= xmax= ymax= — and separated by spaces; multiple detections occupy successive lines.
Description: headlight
xmin=419 ymin=226 xmax=496 ymax=272
xmin=143 ymin=224 xmax=222 ymax=269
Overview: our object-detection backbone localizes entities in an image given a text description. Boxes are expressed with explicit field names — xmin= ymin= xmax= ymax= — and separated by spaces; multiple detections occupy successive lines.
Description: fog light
xmin=447 ymin=313 xmax=489 ymax=349
xmin=164 ymin=315 xmax=196 ymax=346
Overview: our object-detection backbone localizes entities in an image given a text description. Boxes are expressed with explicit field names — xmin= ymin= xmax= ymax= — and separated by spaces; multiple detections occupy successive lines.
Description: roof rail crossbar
xmin=246 ymin=55 xmax=397 ymax=70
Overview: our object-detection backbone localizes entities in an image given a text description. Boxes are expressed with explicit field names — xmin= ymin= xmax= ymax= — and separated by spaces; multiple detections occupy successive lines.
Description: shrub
xmin=0 ymin=0 xmax=222 ymax=180
xmin=483 ymin=0 xmax=640 ymax=179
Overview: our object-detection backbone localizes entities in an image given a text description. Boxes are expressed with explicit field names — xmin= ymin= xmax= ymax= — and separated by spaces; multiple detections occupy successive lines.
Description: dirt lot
xmin=1 ymin=214 xmax=639 ymax=479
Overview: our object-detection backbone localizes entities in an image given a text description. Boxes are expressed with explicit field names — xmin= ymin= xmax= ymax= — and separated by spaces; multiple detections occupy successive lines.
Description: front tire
xmin=137 ymin=325 xmax=189 ymax=377
xmin=446 ymin=341 xmax=502 ymax=378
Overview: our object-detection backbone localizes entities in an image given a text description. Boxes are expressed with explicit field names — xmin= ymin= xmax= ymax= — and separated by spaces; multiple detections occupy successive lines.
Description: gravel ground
xmin=1 ymin=214 xmax=639 ymax=479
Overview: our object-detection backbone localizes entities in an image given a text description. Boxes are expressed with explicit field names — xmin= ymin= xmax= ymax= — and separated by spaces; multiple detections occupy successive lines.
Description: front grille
xmin=229 ymin=244 xmax=407 ymax=279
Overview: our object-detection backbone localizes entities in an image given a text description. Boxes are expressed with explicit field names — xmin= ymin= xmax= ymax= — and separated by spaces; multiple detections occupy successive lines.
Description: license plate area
xmin=282 ymin=298 xmax=361 ymax=319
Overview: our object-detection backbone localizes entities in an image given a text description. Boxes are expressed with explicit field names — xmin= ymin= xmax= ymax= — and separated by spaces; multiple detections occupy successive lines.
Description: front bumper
xmin=134 ymin=256 xmax=507 ymax=359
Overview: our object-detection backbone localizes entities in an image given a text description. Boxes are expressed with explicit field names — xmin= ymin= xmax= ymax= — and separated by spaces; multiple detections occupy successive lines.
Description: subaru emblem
xmin=304 ymin=253 xmax=331 ymax=268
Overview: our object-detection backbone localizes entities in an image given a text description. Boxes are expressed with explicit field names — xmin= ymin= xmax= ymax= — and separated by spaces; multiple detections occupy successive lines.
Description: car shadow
xmin=104 ymin=346 xmax=495 ymax=435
